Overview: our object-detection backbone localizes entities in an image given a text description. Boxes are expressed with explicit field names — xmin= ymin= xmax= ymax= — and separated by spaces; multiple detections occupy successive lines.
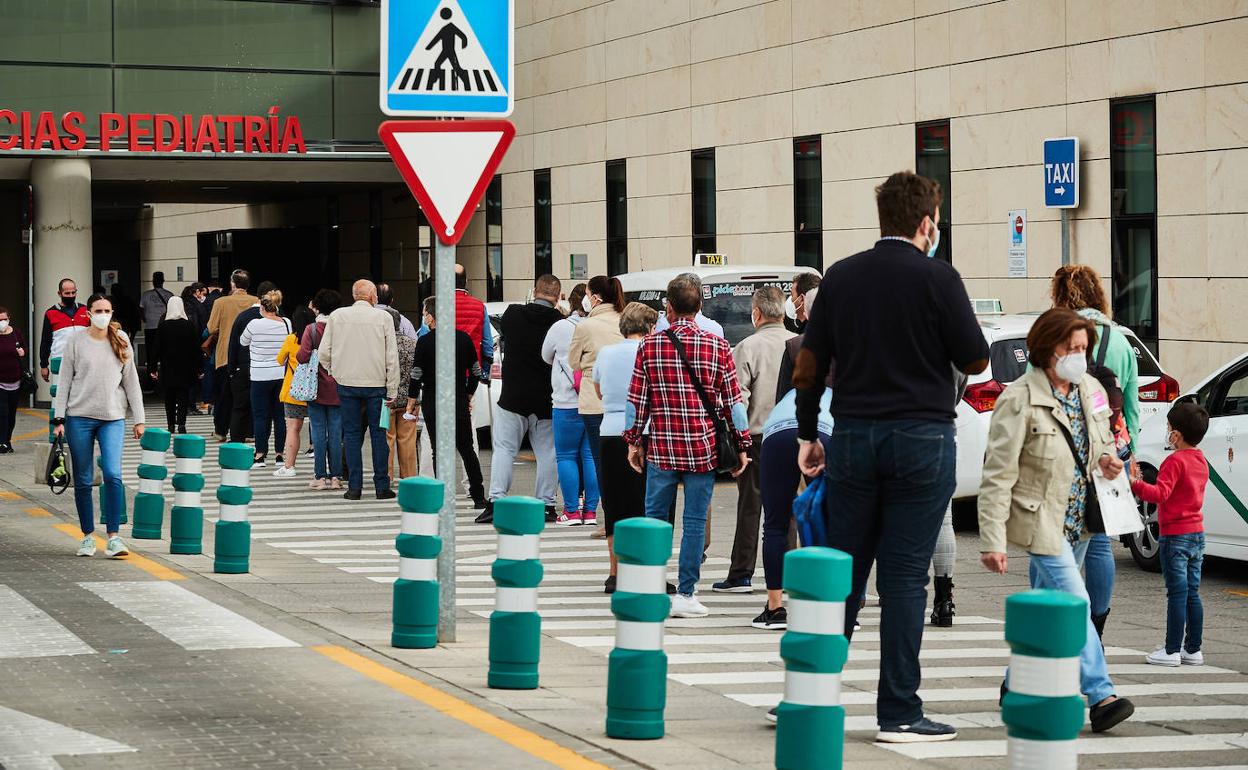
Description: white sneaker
xmin=670 ymin=593 xmax=709 ymax=618
xmin=251 ymin=460 xmax=266 ymax=470
xmin=1181 ymin=649 xmax=1205 ymax=666
xmin=1145 ymin=647 xmax=1181 ymax=667
xmin=272 ymin=466 xmax=296 ymax=478
xmin=105 ymin=536 xmax=129 ymax=558
xmin=76 ymin=536 xmax=96 ymax=557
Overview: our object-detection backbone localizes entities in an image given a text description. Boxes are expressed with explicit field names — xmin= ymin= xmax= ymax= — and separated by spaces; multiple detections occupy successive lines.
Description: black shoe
xmin=474 ymin=500 xmax=493 ymax=524
xmin=376 ymin=489 xmax=396 ymax=501
xmin=343 ymin=489 xmax=362 ymax=501
xmin=751 ymin=604 xmax=787 ymax=630
xmin=999 ymin=681 xmax=1007 ymax=707
xmin=1089 ymin=696 xmax=1134 ymax=733
xmin=545 ymin=505 xmax=558 ymax=523
xmin=604 ymin=575 xmax=616 ymax=594
xmin=275 ymin=453 xmax=284 ymax=464
xmin=713 ymin=578 xmax=754 ymax=593
xmin=765 ymin=706 xmax=778 ymax=724
xmin=875 ymin=717 xmax=958 ymax=743
xmin=472 ymin=496 xmax=488 ymax=510
xmin=666 ymin=582 xmax=677 ymax=595
xmin=930 ymin=576 xmax=955 ymax=627
xmin=0 ymin=443 xmax=12 ymax=454
xmin=1091 ymin=608 xmax=1110 ymax=640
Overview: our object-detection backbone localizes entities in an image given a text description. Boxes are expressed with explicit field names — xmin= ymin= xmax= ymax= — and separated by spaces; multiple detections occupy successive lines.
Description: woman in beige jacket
xmin=566 ymin=275 xmax=626 ymax=504
xmin=978 ymin=308 xmax=1134 ymax=734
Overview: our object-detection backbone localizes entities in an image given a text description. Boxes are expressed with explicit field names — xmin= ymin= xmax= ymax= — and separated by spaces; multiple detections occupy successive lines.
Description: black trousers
xmin=213 ymin=366 xmax=231 ymax=436
xmin=0 ymin=387 xmax=20 ymax=445
xmin=229 ymin=369 xmax=252 ymax=443
xmin=163 ymin=386 xmax=192 ymax=432
xmin=424 ymin=400 xmax=484 ymax=502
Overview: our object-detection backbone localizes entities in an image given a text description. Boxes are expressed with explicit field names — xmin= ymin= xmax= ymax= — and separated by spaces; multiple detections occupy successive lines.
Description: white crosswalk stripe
xmin=118 ymin=417 xmax=1248 ymax=767
xmin=0 ymin=585 xmax=94 ymax=658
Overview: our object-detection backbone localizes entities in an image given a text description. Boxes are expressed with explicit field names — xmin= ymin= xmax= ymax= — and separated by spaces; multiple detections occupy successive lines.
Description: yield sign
xmin=379 ymin=120 xmax=514 ymax=245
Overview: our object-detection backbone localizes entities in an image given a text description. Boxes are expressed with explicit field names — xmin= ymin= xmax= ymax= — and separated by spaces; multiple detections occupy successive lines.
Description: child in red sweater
xmin=1130 ymin=402 xmax=1210 ymax=667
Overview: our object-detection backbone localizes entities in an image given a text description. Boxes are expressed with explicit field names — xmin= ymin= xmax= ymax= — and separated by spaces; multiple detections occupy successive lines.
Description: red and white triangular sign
xmin=379 ymin=120 xmax=515 ymax=246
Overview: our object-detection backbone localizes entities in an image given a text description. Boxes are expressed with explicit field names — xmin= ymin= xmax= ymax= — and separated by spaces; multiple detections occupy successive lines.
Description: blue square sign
xmin=380 ymin=0 xmax=513 ymax=118
xmin=1043 ymin=137 xmax=1079 ymax=208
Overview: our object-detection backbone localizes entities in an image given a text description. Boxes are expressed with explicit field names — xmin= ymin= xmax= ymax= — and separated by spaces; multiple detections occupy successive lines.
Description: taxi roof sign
xmin=695 ymin=253 xmax=727 ymax=267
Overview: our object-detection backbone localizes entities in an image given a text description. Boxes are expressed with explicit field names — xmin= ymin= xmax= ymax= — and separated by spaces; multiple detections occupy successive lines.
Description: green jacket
xmin=1079 ymin=308 xmax=1140 ymax=450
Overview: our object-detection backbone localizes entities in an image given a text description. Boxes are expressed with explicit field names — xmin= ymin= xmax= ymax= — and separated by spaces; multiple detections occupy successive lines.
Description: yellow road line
xmin=13 ymin=427 xmax=49 ymax=441
xmin=1227 ymin=589 xmax=1248 ymax=598
xmin=24 ymin=506 xmax=52 ymax=517
xmin=0 ymin=490 xmax=22 ymax=501
xmin=312 ymin=645 xmax=610 ymax=770
xmin=18 ymin=408 xmax=45 ymax=418
xmin=52 ymin=523 xmax=185 ymax=580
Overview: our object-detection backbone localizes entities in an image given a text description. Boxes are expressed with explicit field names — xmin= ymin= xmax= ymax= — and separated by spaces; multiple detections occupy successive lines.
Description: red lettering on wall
xmin=193 ymin=114 xmax=222 ymax=153
xmin=0 ymin=110 xmax=18 ymax=151
xmin=60 ymin=112 xmax=87 ymax=151
xmin=279 ymin=116 xmax=306 ymax=154
xmin=31 ymin=112 xmax=62 ymax=151
xmin=154 ymin=114 xmax=181 ymax=152
xmin=243 ymin=116 xmax=268 ymax=153
xmin=219 ymin=115 xmax=243 ymax=153
xmin=99 ymin=113 xmax=125 ymax=151
xmin=127 ymin=113 xmax=153 ymax=152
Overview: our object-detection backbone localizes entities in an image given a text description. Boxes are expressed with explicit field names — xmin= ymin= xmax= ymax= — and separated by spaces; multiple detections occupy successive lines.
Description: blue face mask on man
xmin=926 ymin=218 xmax=940 ymax=258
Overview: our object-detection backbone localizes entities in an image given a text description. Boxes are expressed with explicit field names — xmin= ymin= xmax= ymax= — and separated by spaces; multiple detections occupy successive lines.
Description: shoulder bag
xmin=1058 ymin=407 xmax=1105 ymax=533
xmin=288 ymin=323 xmax=320 ymax=402
xmin=664 ymin=329 xmax=741 ymax=473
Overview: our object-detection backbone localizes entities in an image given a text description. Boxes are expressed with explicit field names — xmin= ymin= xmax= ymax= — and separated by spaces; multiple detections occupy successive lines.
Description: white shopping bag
xmin=1092 ymin=469 xmax=1144 ymax=537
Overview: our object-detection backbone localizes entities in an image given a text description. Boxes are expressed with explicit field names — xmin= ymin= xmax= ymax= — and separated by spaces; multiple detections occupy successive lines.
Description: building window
xmin=606 ymin=159 xmax=628 ymax=276
xmin=916 ymin=120 xmax=952 ymax=263
xmin=692 ymin=148 xmax=716 ymax=257
xmin=794 ymin=136 xmax=822 ymax=270
xmin=534 ymin=168 xmax=552 ymax=278
xmin=485 ymin=174 xmax=503 ymax=301
xmin=1111 ymin=97 xmax=1158 ymax=350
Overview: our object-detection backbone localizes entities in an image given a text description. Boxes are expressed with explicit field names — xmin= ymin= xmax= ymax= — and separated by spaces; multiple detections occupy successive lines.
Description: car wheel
xmin=1127 ymin=464 xmax=1161 ymax=572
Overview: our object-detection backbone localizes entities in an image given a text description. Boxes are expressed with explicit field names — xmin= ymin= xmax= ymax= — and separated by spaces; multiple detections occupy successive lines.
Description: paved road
xmin=2 ymin=407 xmax=1247 ymax=768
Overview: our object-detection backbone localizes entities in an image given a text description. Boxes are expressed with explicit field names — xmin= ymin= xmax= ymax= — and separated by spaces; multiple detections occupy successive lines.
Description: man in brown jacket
xmin=204 ymin=269 xmax=256 ymax=440
xmin=715 ymin=287 xmax=794 ymax=593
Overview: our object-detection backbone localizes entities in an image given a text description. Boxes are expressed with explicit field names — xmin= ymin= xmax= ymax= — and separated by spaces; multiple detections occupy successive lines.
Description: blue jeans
xmin=644 ymin=464 xmax=715 ymax=596
xmin=823 ymin=418 xmax=956 ymax=728
xmin=307 ymin=402 xmax=343 ymax=480
xmin=65 ymin=416 xmax=124 ymax=535
xmin=553 ymin=408 xmax=598 ymax=514
xmin=1023 ymin=541 xmax=1116 ymax=705
xmin=250 ymin=379 xmax=285 ymax=458
xmin=1073 ymin=532 xmax=1115 ymax=617
xmin=1160 ymin=533 xmax=1204 ymax=654
xmin=338 ymin=385 xmax=391 ymax=493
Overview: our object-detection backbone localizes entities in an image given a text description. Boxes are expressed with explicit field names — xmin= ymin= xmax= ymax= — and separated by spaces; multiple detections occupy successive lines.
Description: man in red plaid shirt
xmin=623 ymin=274 xmax=752 ymax=618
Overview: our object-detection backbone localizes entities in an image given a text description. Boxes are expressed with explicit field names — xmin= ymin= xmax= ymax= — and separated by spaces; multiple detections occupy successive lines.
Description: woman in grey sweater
xmin=53 ymin=294 xmax=146 ymax=559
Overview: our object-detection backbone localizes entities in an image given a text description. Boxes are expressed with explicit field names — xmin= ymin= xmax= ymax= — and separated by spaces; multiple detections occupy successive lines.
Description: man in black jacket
xmin=407 ymin=295 xmax=484 ymax=507
xmin=793 ymin=171 xmax=988 ymax=744
xmin=478 ymin=274 xmax=564 ymax=524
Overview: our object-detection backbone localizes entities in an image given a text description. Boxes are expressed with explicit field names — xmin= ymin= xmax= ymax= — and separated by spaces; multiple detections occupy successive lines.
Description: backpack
xmin=288 ymin=325 xmax=320 ymax=402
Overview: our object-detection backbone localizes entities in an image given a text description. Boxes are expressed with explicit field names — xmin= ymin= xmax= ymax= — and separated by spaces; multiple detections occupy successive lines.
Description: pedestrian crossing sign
xmin=381 ymin=0 xmax=514 ymax=117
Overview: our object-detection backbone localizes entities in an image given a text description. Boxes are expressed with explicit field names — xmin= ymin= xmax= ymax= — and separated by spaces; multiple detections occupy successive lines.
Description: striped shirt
xmin=240 ymin=316 xmax=291 ymax=382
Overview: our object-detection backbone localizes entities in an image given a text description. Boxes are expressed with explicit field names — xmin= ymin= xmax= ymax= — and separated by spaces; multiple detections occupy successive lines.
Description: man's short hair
xmin=351 ymin=278 xmax=376 ymax=301
xmin=619 ymin=302 xmax=659 ymax=337
xmin=152 ymin=271 xmax=165 ymax=287
xmin=230 ymin=269 xmax=251 ymax=291
xmin=793 ymin=272 xmax=820 ymax=297
xmin=752 ymin=286 xmax=785 ymax=320
xmin=534 ymin=274 xmax=561 ymax=299
xmin=666 ymin=273 xmax=702 ymax=316
xmin=875 ymin=171 xmax=942 ymax=238
xmin=1168 ymin=402 xmax=1210 ymax=446
xmin=455 ymin=264 xmax=467 ymax=290
xmin=377 ymin=282 xmax=395 ymax=306
xmin=422 ymin=296 xmax=437 ymax=318
xmin=58 ymin=278 xmax=76 ymax=293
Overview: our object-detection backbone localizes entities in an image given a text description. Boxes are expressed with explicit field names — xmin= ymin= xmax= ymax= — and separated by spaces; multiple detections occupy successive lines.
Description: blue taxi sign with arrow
xmin=1043 ymin=137 xmax=1079 ymax=208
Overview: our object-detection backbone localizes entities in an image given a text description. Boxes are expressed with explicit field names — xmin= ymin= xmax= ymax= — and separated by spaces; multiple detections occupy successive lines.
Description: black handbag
xmin=1060 ymin=421 xmax=1103 ymax=533
xmin=45 ymin=434 xmax=70 ymax=495
xmin=18 ymin=369 xmax=37 ymax=397
xmin=664 ymin=330 xmax=741 ymax=474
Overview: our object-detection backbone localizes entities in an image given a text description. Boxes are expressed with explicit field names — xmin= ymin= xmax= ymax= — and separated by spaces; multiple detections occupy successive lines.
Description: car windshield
xmin=990 ymin=329 xmax=1162 ymax=384
xmin=627 ymin=279 xmax=796 ymax=345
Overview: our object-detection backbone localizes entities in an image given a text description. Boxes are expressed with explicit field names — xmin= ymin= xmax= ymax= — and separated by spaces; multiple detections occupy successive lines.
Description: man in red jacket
xmin=38 ymin=278 xmax=90 ymax=382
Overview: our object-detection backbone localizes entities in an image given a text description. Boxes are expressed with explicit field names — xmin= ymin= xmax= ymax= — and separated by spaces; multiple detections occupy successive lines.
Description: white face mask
xmin=90 ymin=312 xmax=112 ymax=330
xmin=784 ymin=297 xmax=798 ymax=320
xmin=582 ymin=295 xmax=594 ymax=313
xmin=1053 ymin=352 xmax=1087 ymax=383
xmin=557 ymin=299 xmax=570 ymax=315
xmin=0 ymin=320 xmax=9 ymax=332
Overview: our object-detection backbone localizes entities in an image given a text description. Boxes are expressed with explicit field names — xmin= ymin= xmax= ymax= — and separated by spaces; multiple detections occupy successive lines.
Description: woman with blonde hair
xmin=240 ymin=289 xmax=292 ymax=468
xmin=53 ymin=293 xmax=145 ymax=558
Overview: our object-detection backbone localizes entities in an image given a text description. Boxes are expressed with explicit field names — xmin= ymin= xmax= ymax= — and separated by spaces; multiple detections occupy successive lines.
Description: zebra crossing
xmin=0 ymin=581 xmax=297 ymax=658
xmin=118 ymin=416 xmax=1248 ymax=766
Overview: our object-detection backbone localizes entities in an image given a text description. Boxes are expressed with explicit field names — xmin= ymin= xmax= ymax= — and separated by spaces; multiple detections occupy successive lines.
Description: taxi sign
xmin=695 ymin=253 xmax=726 ymax=267
xmin=1043 ymin=137 xmax=1079 ymax=208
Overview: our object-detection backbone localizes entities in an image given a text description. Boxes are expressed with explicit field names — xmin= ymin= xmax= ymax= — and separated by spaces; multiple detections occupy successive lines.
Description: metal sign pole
xmin=434 ymin=237 xmax=457 ymax=642
xmin=1061 ymin=208 xmax=1071 ymax=266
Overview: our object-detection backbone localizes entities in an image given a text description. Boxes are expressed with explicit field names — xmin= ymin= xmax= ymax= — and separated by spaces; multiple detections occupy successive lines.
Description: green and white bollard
xmin=170 ymin=434 xmax=206 ymax=555
xmin=1002 ymin=590 xmax=1085 ymax=769
xmin=775 ymin=547 xmax=852 ymax=770
xmin=213 ymin=443 xmax=252 ymax=573
xmin=98 ymin=456 xmax=128 ymax=526
xmin=131 ymin=428 xmax=171 ymax=540
xmin=392 ymin=476 xmax=442 ymax=648
xmin=606 ymin=517 xmax=673 ymax=740
xmin=47 ymin=356 xmax=60 ymax=443
xmin=488 ymin=496 xmax=545 ymax=689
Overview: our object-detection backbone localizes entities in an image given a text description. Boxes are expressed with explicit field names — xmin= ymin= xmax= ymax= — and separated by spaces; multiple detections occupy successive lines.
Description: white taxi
xmin=954 ymin=304 xmax=1178 ymax=502
xmin=1128 ymin=349 xmax=1248 ymax=570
